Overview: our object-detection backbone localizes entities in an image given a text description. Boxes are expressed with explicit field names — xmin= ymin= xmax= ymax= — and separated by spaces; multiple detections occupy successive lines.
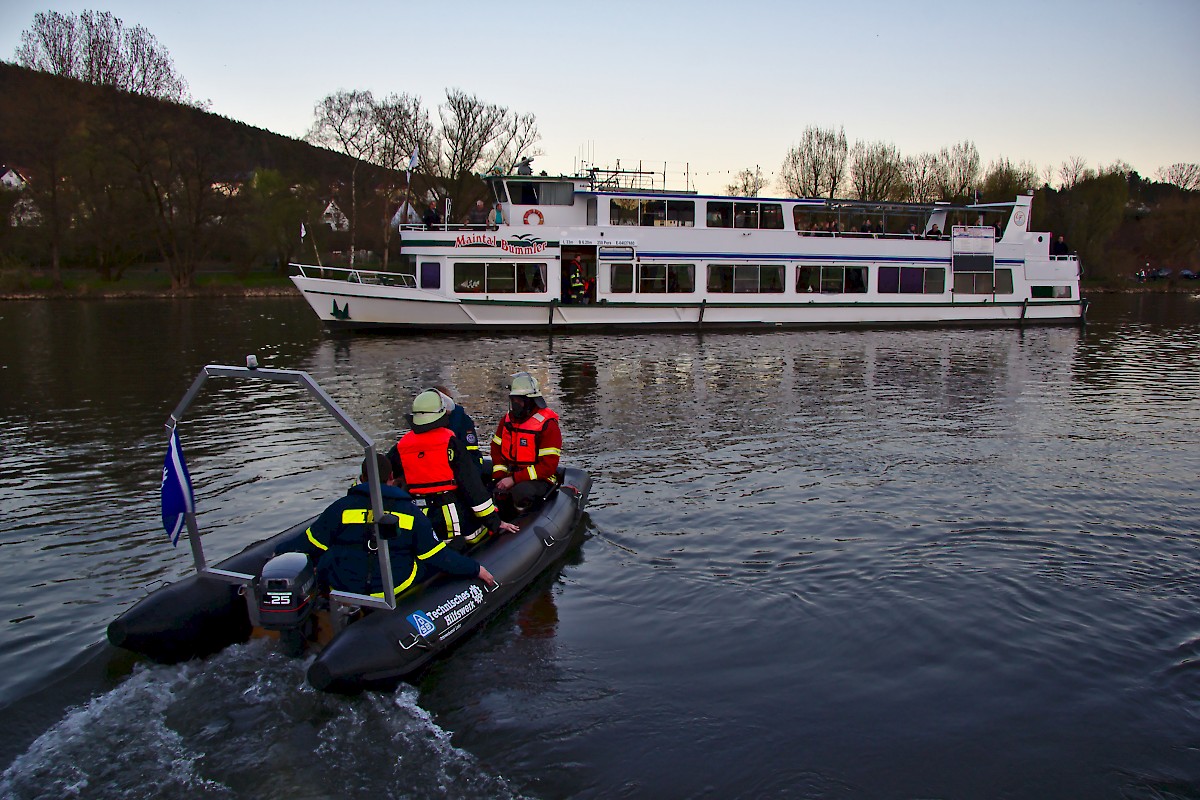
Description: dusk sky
xmin=3 ymin=0 xmax=1197 ymax=194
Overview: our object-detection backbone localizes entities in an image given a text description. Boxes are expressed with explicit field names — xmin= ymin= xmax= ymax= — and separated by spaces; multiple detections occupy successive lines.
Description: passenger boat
xmin=106 ymin=360 xmax=591 ymax=692
xmin=291 ymin=164 xmax=1084 ymax=330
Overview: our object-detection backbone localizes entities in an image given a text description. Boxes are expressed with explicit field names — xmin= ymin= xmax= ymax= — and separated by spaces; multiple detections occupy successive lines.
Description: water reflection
xmin=2 ymin=294 xmax=1199 ymax=799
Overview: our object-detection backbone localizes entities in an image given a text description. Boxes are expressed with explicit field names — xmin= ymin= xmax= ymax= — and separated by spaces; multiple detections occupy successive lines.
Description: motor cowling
xmin=256 ymin=552 xmax=317 ymax=633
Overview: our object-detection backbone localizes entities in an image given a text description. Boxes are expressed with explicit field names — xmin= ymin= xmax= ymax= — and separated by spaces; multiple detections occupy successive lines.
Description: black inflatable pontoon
xmin=106 ymin=360 xmax=590 ymax=692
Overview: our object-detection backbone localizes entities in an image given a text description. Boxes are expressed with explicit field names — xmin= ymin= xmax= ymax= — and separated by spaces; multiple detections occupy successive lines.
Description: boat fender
xmin=523 ymin=208 xmax=544 ymax=225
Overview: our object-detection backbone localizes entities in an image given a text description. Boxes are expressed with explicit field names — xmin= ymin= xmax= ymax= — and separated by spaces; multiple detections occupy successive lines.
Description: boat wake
xmin=1 ymin=640 xmax=521 ymax=800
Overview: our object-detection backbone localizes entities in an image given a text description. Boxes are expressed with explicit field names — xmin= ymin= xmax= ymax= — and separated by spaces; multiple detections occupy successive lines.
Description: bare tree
xmin=16 ymin=10 xmax=190 ymax=102
xmin=936 ymin=140 xmax=980 ymax=201
xmin=725 ymin=166 xmax=766 ymax=197
xmin=849 ymin=140 xmax=903 ymax=201
xmin=980 ymin=157 xmax=1039 ymax=201
xmin=900 ymin=152 xmax=944 ymax=203
xmin=426 ymin=89 xmax=541 ymax=215
xmin=308 ymin=89 xmax=378 ymax=266
xmin=1155 ymin=163 xmax=1200 ymax=191
xmin=1058 ymin=156 xmax=1091 ymax=190
xmin=372 ymin=93 xmax=433 ymax=270
xmin=779 ymin=125 xmax=848 ymax=199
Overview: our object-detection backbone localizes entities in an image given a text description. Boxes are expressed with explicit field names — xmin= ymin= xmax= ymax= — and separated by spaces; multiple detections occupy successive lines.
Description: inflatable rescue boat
xmin=106 ymin=360 xmax=591 ymax=692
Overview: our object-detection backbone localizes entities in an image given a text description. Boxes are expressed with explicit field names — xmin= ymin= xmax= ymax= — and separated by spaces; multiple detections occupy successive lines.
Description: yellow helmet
xmin=411 ymin=389 xmax=452 ymax=426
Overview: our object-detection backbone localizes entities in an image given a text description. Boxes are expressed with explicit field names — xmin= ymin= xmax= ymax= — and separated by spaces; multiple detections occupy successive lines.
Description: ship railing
xmin=292 ymin=263 xmax=417 ymax=287
xmin=398 ymin=222 xmax=503 ymax=232
xmin=166 ymin=358 xmax=405 ymax=620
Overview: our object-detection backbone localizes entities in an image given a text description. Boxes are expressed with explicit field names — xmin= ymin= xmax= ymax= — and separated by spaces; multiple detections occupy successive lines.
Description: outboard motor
xmin=256 ymin=552 xmax=318 ymax=656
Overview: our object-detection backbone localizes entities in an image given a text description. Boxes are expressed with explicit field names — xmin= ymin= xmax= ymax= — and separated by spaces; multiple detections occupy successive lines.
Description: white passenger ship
xmin=290 ymin=166 xmax=1084 ymax=330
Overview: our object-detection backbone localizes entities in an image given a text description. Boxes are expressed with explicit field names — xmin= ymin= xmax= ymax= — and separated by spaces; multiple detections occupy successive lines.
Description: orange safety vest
xmin=396 ymin=428 xmax=457 ymax=495
xmin=499 ymin=408 xmax=559 ymax=466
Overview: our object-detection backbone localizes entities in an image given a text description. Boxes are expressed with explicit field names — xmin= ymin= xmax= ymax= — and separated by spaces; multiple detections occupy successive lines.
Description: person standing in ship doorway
xmin=564 ymin=256 xmax=587 ymax=304
xmin=491 ymin=372 xmax=562 ymax=518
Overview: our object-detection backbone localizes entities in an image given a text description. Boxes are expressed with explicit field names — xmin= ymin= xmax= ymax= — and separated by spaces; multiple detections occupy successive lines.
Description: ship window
xmin=995 ymin=269 xmax=1013 ymax=294
xmin=1032 ymin=285 xmax=1072 ymax=299
xmin=734 ymin=203 xmax=759 ymax=229
xmin=508 ymin=181 xmax=573 ymax=206
xmin=454 ymin=262 xmax=545 ymax=293
xmin=600 ymin=246 xmax=635 ymax=260
xmin=485 ymin=263 xmax=516 ymax=293
xmin=639 ymin=264 xmax=666 ymax=292
xmin=668 ymin=264 xmax=695 ymax=293
xmin=706 ymin=201 xmax=733 ymax=228
xmin=492 ymin=183 xmax=509 ymax=203
xmin=641 ymin=200 xmax=666 ymax=227
xmin=454 ymin=263 xmax=485 ymax=293
xmin=610 ymin=198 xmax=639 ymax=226
xmin=611 ymin=263 xmax=633 ymax=293
xmin=954 ymin=269 xmax=1011 ymax=294
xmin=511 ymin=181 xmax=540 ymax=205
xmin=760 ymin=204 xmax=784 ymax=230
xmin=878 ymin=266 xmax=945 ymax=294
xmin=796 ymin=265 xmax=867 ymax=294
xmin=708 ymin=264 xmax=784 ymax=293
xmin=667 ymin=200 xmax=695 ymax=227
xmin=708 ymin=265 xmax=733 ymax=292
xmin=587 ymin=198 xmax=597 ymax=225
xmin=420 ymin=262 xmax=441 ymax=289
xmin=516 ymin=263 xmax=547 ymax=293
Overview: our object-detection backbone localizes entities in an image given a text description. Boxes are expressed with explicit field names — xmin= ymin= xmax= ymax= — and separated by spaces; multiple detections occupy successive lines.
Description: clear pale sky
xmin=3 ymin=0 xmax=1197 ymax=194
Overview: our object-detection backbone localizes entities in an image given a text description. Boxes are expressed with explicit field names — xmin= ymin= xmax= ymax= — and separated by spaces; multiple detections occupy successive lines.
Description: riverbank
xmin=0 ymin=284 xmax=298 ymax=300
xmin=0 ymin=267 xmax=299 ymax=300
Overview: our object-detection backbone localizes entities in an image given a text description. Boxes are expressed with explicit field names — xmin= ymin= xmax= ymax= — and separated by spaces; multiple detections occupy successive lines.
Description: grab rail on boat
xmin=291 ymin=263 xmax=417 ymax=287
xmin=166 ymin=357 xmax=403 ymax=615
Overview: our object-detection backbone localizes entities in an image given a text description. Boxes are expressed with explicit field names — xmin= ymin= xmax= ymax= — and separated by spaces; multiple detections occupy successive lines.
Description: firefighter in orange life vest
xmin=390 ymin=390 xmax=519 ymax=547
xmin=491 ymin=372 xmax=562 ymax=516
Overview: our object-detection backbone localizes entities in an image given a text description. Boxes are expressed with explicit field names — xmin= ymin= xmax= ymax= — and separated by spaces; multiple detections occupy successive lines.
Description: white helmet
xmin=411 ymin=389 xmax=453 ymax=426
xmin=508 ymin=371 xmax=547 ymax=408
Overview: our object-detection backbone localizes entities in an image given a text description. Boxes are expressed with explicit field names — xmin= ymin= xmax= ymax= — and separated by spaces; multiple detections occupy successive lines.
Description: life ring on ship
xmin=523 ymin=208 xmax=545 ymax=225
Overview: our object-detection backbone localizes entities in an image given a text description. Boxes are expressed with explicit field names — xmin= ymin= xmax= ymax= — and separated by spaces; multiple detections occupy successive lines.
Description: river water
xmin=0 ymin=294 xmax=1198 ymax=799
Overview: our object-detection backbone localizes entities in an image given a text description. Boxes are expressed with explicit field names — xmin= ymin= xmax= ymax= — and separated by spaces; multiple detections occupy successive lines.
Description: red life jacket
xmin=499 ymin=408 xmax=559 ymax=466
xmin=396 ymin=428 xmax=456 ymax=495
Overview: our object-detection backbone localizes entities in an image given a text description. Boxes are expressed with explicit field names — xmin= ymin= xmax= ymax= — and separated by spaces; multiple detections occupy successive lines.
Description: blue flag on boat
xmin=161 ymin=429 xmax=195 ymax=547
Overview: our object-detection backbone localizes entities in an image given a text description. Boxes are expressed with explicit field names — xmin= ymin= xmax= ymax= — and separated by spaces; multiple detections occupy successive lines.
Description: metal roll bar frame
xmin=166 ymin=356 xmax=401 ymax=617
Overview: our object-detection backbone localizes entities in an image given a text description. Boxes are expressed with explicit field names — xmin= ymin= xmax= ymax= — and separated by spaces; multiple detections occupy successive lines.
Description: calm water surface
xmin=0 ymin=294 xmax=1198 ymax=799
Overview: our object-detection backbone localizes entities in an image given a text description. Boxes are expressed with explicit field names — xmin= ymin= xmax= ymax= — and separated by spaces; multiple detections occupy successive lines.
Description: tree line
xmin=2 ymin=10 xmax=1196 ymax=287
xmin=1 ymin=10 xmax=540 ymax=289
xmin=723 ymin=125 xmax=1199 ymax=279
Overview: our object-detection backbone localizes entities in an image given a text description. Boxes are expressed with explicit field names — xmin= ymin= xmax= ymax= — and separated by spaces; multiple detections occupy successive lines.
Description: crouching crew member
xmin=491 ymin=371 xmax=562 ymax=516
xmin=298 ymin=453 xmax=494 ymax=597
xmin=390 ymin=389 xmax=519 ymax=546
